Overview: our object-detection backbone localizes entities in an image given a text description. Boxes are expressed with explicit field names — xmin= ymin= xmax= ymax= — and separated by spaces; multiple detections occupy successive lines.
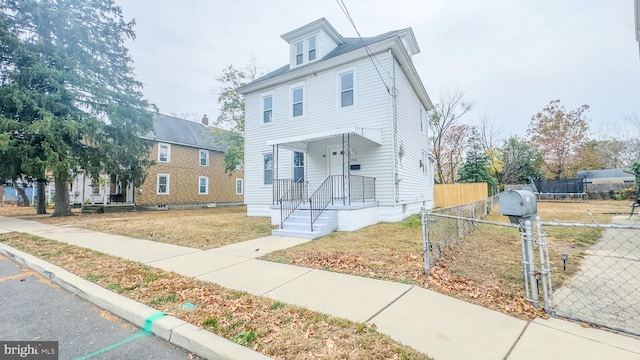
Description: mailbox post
xmin=499 ymin=190 xmax=540 ymax=308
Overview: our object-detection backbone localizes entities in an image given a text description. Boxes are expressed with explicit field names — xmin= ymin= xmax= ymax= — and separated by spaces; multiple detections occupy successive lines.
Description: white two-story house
xmin=238 ymin=18 xmax=435 ymax=239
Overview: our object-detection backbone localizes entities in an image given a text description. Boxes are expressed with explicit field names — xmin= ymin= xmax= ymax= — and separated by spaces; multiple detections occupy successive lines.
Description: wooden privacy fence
xmin=434 ymin=182 xmax=488 ymax=208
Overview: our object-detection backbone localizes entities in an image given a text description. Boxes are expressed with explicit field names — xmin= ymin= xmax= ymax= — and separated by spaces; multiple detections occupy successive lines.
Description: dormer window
xmin=308 ymin=37 xmax=316 ymax=61
xmin=295 ymin=42 xmax=303 ymax=65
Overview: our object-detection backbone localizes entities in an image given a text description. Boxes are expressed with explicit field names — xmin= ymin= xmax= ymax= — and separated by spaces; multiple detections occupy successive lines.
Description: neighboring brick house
xmin=134 ymin=113 xmax=244 ymax=207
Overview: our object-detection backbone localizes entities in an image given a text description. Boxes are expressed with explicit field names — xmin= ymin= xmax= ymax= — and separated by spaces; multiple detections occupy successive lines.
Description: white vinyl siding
xmin=243 ymin=54 xmax=395 ymax=207
xmin=158 ymin=143 xmax=170 ymax=163
xmin=199 ymin=176 xmax=208 ymax=195
xmin=393 ymin=58 xmax=433 ymax=204
xmin=199 ymin=149 xmax=209 ymax=166
xmin=236 ymin=179 xmax=243 ymax=195
xmin=157 ymin=174 xmax=170 ymax=195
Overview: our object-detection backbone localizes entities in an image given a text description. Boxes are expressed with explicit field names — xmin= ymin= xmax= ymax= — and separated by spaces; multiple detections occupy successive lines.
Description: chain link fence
xmin=421 ymin=196 xmax=503 ymax=272
xmin=542 ymin=221 xmax=640 ymax=335
xmin=422 ymin=198 xmax=640 ymax=336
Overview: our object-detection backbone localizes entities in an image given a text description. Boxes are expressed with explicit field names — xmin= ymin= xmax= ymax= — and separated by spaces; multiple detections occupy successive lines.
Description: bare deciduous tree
xmin=429 ymin=91 xmax=473 ymax=183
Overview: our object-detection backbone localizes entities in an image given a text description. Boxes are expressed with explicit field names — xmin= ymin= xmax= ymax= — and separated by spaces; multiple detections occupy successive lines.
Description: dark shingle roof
xmin=576 ymin=169 xmax=634 ymax=180
xmin=242 ymin=29 xmax=409 ymax=89
xmin=143 ymin=113 xmax=228 ymax=152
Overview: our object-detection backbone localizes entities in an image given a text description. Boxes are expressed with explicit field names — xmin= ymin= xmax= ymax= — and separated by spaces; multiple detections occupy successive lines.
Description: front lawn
xmin=262 ymin=200 xmax=629 ymax=320
xmin=1 ymin=233 xmax=431 ymax=360
xmin=34 ymin=206 xmax=273 ymax=249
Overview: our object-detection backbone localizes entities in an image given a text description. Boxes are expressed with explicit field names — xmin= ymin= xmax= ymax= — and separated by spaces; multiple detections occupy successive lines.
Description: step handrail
xmin=279 ymin=178 xmax=308 ymax=229
xmin=309 ymin=175 xmax=337 ymax=232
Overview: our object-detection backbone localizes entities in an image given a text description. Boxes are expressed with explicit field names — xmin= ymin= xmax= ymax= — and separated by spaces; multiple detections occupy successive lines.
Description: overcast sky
xmin=115 ymin=0 xmax=640 ymax=140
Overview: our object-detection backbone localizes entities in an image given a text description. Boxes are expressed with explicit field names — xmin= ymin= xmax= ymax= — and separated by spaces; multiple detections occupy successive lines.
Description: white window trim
xmin=291 ymin=150 xmax=306 ymax=182
xmin=260 ymin=91 xmax=274 ymax=125
xmin=198 ymin=176 xmax=209 ymax=195
xmin=157 ymin=173 xmax=170 ymax=195
xmin=422 ymin=151 xmax=429 ymax=174
xmin=291 ymin=33 xmax=320 ymax=67
xmin=308 ymin=36 xmax=316 ymax=61
xmin=337 ymin=68 xmax=357 ymax=109
xmin=199 ymin=149 xmax=209 ymax=166
xmin=158 ymin=143 xmax=171 ymax=163
xmin=235 ymin=179 xmax=244 ymax=195
xmin=290 ymin=83 xmax=305 ymax=119
xmin=420 ymin=107 xmax=425 ymax=133
xmin=261 ymin=152 xmax=274 ymax=187
xmin=294 ymin=41 xmax=303 ymax=65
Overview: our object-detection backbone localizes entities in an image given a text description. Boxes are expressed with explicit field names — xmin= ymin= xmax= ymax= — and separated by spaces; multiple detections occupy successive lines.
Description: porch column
xmin=342 ymin=133 xmax=351 ymax=205
xmin=272 ymin=144 xmax=277 ymax=205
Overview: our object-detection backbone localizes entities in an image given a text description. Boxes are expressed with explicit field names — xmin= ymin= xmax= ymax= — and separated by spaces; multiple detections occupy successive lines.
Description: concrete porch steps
xmin=272 ymin=209 xmax=338 ymax=240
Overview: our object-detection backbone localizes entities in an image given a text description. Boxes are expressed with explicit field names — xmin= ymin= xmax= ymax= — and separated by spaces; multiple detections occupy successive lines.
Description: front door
xmin=293 ymin=151 xmax=305 ymax=182
xmin=328 ymin=147 xmax=343 ymax=176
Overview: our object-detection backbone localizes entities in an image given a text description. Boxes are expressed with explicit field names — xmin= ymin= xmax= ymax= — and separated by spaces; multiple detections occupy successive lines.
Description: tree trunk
xmin=36 ymin=180 xmax=47 ymax=215
xmin=16 ymin=186 xmax=30 ymax=207
xmin=52 ymin=180 xmax=74 ymax=217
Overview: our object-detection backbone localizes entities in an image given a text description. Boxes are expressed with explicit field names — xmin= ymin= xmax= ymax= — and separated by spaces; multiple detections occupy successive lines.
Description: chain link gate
xmin=422 ymin=203 xmax=640 ymax=336
xmin=540 ymin=221 xmax=640 ymax=335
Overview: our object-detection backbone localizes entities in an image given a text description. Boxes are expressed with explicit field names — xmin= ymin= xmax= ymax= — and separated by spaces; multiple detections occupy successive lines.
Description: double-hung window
xmin=199 ymin=176 xmax=208 ymax=195
xmin=262 ymin=95 xmax=273 ymax=124
xmin=262 ymin=153 xmax=273 ymax=185
xmin=236 ymin=179 xmax=243 ymax=195
xmin=308 ymin=37 xmax=316 ymax=61
xmin=340 ymin=71 xmax=354 ymax=107
xmin=422 ymin=152 xmax=429 ymax=174
xmin=292 ymin=87 xmax=303 ymax=117
xmin=157 ymin=174 xmax=170 ymax=194
xmin=158 ymin=143 xmax=170 ymax=163
xmin=295 ymin=42 xmax=303 ymax=65
xmin=199 ymin=149 xmax=209 ymax=166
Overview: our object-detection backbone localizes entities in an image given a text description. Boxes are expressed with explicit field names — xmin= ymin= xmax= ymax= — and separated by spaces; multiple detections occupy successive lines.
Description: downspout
xmin=390 ymin=48 xmax=399 ymax=205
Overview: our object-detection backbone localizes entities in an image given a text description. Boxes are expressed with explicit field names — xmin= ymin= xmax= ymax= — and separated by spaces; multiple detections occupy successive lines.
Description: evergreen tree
xmin=0 ymin=0 xmax=153 ymax=216
xmin=499 ymin=136 xmax=544 ymax=184
xmin=458 ymin=128 xmax=498 ymax=192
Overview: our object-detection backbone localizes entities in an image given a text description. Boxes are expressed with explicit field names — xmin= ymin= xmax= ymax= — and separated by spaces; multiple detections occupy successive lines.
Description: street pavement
xmin=0 ymin=254 xmax=198 ymax=360
xmin=1 ymin=215 xmax=640 ymax=360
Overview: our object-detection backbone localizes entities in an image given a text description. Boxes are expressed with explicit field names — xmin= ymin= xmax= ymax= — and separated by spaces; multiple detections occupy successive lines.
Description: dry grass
xmin=263 ymin=200 xmax=631 ymax=320
xmin=0 ymin=204 xmax=45 ymax=217
xmin=33 ymin=206 xmax=273 ymax=249
xmin=1 ymin=233 xmax=431 ymax=360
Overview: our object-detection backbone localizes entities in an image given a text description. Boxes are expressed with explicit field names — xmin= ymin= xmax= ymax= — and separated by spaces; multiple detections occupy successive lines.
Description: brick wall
xmin=136 ymin=142 xmax=244 ymax=206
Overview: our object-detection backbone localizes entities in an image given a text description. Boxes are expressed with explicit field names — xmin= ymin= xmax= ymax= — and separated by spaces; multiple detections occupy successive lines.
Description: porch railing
xmin=349 ymin=175 xmax=376 ymax=204
xmin=309 ymin=175 xmax=337 ymax=232
xmin=279 ymin=179 xmax=308 ymax=229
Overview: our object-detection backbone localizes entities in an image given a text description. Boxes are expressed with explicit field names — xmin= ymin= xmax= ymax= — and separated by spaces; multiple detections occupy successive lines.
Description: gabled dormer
xmin=281 ymin=18 xmax=345 ymax=68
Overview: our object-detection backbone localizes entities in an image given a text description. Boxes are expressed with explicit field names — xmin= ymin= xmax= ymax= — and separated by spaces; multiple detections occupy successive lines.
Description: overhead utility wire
xmin=336 ymin=0 xmax=391 ymax=94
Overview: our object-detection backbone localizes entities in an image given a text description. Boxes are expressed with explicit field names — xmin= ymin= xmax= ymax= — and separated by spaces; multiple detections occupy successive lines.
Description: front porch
xmin=270 ymin=175 xmax=378 ymax=239
xmin=267 ymin=127 xmax=382 ymax=239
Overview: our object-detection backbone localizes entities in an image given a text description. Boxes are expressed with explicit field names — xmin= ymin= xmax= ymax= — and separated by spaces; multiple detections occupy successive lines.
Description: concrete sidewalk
xmin=1 ymin=216 xmax=639 ymax=360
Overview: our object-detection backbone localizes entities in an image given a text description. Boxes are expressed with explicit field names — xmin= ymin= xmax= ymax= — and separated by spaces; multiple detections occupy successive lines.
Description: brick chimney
xmin=202 ymin=114 xmax=209 ymax=126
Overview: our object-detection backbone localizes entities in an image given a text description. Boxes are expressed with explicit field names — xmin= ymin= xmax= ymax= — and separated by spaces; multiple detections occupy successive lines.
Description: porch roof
xmin=266 ymin=127 xmax=382 ymax=152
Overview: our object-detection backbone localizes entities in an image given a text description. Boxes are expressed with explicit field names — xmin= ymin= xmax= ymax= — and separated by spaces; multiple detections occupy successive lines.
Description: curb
xmin=0 ymin=243 xmax=271 ymax=360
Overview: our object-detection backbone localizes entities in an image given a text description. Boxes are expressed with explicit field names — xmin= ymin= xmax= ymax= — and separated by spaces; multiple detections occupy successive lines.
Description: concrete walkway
xmin=1 ymin=216 xmax=640 ymax=360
